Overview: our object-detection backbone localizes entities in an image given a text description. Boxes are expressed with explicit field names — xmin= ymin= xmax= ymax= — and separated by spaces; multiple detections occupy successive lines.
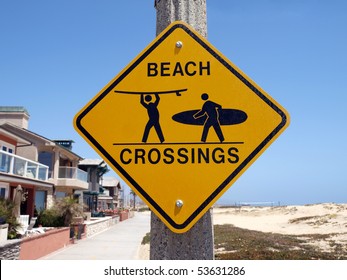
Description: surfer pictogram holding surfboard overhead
xmin=114 ymin=88 xmax=188 ymax=143
xmin=193 ymin=93 xmax=225 ymax=143
xmin=140 ymin=93 xmax=165 ymax=143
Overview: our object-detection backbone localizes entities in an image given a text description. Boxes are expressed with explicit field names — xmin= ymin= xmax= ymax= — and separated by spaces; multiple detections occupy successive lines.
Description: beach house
xmin=0 ymin=106 xmax=88 ymax=218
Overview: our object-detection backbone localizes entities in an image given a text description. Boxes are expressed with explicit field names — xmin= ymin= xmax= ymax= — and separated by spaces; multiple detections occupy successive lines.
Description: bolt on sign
xmin=74 ymin=21 xmax=290 ymax=233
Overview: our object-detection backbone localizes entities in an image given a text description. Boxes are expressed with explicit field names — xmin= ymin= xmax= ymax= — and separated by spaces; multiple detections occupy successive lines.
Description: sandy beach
xmin=213 ymin=203 xmax=347 ymax=235
xmin=213 ymin=203 xmax=347 ymax=254
xmin=138 ymin=203 xmax=347 ymax=259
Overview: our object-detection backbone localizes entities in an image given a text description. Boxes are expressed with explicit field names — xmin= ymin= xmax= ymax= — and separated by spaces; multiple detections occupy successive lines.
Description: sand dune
xmin=213 ymin=203 xmax=347 ymax=235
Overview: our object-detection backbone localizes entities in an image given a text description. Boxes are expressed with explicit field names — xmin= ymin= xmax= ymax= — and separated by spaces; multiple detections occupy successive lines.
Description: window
xmin=0 ymin=188 xmax=5 ymax=198
xmin=0 ymin=141 xmax=15 ymax=153
xmin=0 ymin=150 xmax=10 ymax=172
xmin=0 ymin=183 xmax=9 ymax=199
xmin=38 ymin=151 xmax=53 ymax=177
xmin=35 ymin=191 xmax=46 ymax=211
xmin=0 ymin=143 xmax=15 ymax=172
xmin=56 ymin=192 xmax=66 ymax=200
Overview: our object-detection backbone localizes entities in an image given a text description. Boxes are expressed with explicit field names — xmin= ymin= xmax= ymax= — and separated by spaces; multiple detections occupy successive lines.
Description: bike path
xmin=40 ymin=212 xmax=150 ymax=260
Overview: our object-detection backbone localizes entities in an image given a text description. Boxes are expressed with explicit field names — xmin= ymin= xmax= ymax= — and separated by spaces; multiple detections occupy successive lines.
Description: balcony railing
xmin=0 ymin=150 xmax=49 ymax=181
xmin=58 ymin=167 xmax=88 ymax=182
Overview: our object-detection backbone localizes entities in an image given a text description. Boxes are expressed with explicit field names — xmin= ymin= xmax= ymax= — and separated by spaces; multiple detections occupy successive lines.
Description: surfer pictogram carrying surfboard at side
xmin=193 ymin=93 xmax=225 ymax=143
xmin=114 ymin=88 xmax=188 ymax=143
xmin=170 ymin=88 xmax=248 ymax=143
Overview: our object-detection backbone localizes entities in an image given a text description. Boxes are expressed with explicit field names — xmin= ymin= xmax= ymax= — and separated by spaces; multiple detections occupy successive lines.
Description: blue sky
xmin=1 ymin=0 xmax=346 ymax=205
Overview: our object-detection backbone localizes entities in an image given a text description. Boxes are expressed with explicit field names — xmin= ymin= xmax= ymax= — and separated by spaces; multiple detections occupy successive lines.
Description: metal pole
xmin=150 ymin=0 xmax=214 ymax=260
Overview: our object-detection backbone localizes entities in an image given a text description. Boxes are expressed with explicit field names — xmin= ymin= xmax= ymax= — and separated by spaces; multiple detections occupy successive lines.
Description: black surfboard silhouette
xmin=172 ymin=109 xmax=247 ymax=126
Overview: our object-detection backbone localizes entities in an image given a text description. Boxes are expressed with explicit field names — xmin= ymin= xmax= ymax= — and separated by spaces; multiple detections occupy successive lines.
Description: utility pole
xmin=150 ymin=0 xmax=214 ymax=260
xmin=155 ymin=0 xmax=207 ymax=37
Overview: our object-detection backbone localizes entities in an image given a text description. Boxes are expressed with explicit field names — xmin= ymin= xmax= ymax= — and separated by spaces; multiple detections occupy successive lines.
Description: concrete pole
xmin=155 ymin=0 xmax=207 ymax=37
xmin=150 ymin=0 xmax=214 ymax=260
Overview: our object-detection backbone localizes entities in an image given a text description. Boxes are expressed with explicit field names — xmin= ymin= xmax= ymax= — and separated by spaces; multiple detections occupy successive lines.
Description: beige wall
xmin=0 ymin=111 xmax=29 ymax=129
xmin=16 ymin=145 xmax=38 ymax=161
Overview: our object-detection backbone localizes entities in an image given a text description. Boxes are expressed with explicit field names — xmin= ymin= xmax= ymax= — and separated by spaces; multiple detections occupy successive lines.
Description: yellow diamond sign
xmin=74 ymin=21 xmax=289 ymax=233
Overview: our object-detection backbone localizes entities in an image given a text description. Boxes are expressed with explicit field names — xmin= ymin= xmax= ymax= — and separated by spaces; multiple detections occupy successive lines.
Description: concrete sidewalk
xmin=40 ymin=212 xmax=150 ymax=260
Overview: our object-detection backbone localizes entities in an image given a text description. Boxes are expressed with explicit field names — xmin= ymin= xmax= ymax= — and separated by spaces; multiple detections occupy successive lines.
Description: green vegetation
xmin=37 ymin=208 xmax=64 ymax=227
xmin=0 ymin=198 xmax=20 ymax=239
xmin=54 ymin=197 xmax=84 ymax=226
xmin=37 ymin=197 xmax=84 ymax=227
xmin=289 ymin=214 xmax=338 ymax=227
xmin=138 ymin=207 xmax=151 ymax=212
xmin=214 ymin=224 xmax=346 ymax=260
xmin=141 ymin=225 xmax=347 ymax=260
xmin=141 ymin=232 xmax=151 ymax=245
